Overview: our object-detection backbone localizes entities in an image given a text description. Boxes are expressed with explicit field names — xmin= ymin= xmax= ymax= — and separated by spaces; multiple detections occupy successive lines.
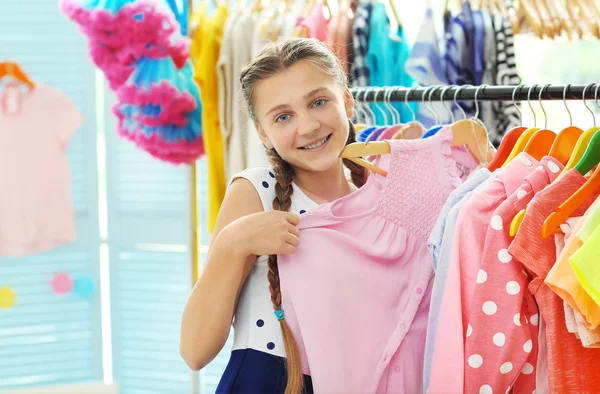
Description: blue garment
xmin=357 ymin=126 xmax=378 ymax=142
xmin=366 ymin=126 xmax=388 ymax=142
xmin=351 ymin=0 xmax=373 ymax=87
xmin=472 ymin=10 xmax=485 ymax=85
xmin=422 ymin=125 xmax=443 ymax=139
xmin=443 ymin=1 xmax=476 ymax=117
xmin=367 ymin=3 xmax=415 ymax=125
xmin=217 ymin=349 xmax=314 ymax=393
xmin=423 ymin=169 xmax=494 ymax=391
xmin=405 ymin=7 xmax=446 ymax=87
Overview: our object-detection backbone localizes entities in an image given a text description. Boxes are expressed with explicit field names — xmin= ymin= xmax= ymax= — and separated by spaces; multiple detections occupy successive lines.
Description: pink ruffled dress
xmin=278 ymin=126 xmax=478 ymax=393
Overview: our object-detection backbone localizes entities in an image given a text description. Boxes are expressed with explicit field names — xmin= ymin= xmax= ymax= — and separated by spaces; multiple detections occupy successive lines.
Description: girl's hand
xmin=223 ymin=211 xmax=301 ymax=258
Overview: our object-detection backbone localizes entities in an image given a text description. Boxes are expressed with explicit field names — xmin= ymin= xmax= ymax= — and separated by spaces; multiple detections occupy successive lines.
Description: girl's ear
xmin=255 ymin=122 xmax=274 ymax=149
xmin=343 ymin=88 xmax=355 ymax=119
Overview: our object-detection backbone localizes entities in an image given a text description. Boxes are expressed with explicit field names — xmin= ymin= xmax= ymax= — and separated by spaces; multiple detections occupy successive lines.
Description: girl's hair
xmin=239 ymin=38 xmax=366 ymax=394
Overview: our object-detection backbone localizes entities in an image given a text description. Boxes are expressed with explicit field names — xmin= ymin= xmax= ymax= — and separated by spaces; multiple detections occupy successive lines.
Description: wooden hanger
xmin=0 ymin=61 xmax=35 ymax=89
xmin=340 ymin=114 xmax=492 ymax=176
xmin=385 ymin=0 xmax=402 ymax=42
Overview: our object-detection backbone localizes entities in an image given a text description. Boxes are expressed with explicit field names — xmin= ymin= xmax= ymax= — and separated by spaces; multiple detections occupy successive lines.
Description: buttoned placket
xmin=370 ymin=259 xmax=434 ymax=392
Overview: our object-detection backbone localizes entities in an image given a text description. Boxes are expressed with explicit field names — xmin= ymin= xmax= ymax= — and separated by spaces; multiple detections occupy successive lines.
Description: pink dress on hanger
xmin=278 ymin=127 xmax=477 ymax=394
xmin=296 ymin=1 xmax=329 ymax=42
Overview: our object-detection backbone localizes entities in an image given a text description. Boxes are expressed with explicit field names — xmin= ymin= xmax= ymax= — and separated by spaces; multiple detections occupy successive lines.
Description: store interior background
xmin=0 ymin=0 xmax=599 ymax=393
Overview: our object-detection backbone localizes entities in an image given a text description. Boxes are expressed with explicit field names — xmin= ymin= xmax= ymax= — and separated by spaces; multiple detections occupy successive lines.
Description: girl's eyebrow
xmin=265 ymin=87 xmax=330 ymax=117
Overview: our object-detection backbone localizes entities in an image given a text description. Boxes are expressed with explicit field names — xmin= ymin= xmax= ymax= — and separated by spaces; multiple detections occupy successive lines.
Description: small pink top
xmin=463 ymin=156 xmax=562 ymax=394
xmin=0 ymin=83 xmax=83 ymax=257
xmin=279 ymin=127 xmax=474 ymax=393
xmin=297 ymin=2 xmax=329 ymax=42
xmin=428 ymin=153 xmax=538 ymax=394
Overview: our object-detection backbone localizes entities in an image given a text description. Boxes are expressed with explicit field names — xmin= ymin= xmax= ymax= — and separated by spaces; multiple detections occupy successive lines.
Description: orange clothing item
xmin=508 ymin=169 xmax=600 ymax=393
xmin=545 ymin=197 xmax=600 ymax=329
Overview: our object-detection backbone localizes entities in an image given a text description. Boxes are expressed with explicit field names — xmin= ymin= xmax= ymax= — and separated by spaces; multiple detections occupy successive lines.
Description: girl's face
xmin=252 ymin=60 xmax=354 ymax=173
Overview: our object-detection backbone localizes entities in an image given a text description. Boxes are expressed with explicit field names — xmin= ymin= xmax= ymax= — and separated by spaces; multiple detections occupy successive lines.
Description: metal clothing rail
xmin=350 ymin=84 xmax=600 ymax=102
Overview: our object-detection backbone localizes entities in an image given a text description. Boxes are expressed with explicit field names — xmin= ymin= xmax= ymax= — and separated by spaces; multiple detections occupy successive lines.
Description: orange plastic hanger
xmin=0 ymin=61 xmax=35 ymax=89
xmin=488 ymin=85 xmax=527 ymax=172
xmin=502 ymin=85 xmax=543 ymax=168
xmin=558 ymin=84 xmax=599 ymax=175
xmin=521 ymin=85 xmax=557 ymax=161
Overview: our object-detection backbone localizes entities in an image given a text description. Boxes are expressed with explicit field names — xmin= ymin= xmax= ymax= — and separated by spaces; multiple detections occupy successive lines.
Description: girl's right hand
xmin=223 ymin=211 xmax=301 ymax=258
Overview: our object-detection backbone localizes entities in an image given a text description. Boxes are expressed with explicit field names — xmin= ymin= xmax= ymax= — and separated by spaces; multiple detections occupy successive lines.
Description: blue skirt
xmin=216 ymin=349 xmax=314 ymax=393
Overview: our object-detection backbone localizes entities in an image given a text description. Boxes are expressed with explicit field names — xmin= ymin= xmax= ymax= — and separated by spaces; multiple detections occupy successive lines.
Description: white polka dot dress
xmin=229 ymin=166 xmax=319 ymax=356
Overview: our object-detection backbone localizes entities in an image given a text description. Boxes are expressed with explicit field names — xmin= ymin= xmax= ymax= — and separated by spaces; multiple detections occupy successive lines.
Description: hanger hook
xmin=440 ymin=85 xmax=454 ymax=123
xmin=373 ymin=89 xmax=388 ymax=125
xmin=405 ymin=86 xmax=418 ymax=122
xmin=473 ymin=84 xmax=488 ymax=120
xmin=538 ymin=83 xmax=551 ymax=129
xmin=582 ymin=83 xmax=596 ymax=126
xmin=385 ymin=87 xmax=401 ymax=124
xmin=527 ymin=84 xmax=538 ymax=128
xmin=563 ymin=84 xmax=573 ymax=126
xmin=421 ymin=86 xmax=436 ymax=124
xmin=512 ymin=84 xmax=525 ymax=126
xmin=430 ymin=86 xmax=443 ymax=124
xmin=594 ymin=84 xmax=600 ymax=113
xmin=453 ymin=85 xmax=468 ymax=120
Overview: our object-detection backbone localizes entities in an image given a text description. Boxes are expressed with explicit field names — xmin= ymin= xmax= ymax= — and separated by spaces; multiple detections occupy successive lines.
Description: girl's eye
xmin=275 ymin=114 xmax=290 ymax=123
xmin=312 ymin=98 xmax=327 ymax=108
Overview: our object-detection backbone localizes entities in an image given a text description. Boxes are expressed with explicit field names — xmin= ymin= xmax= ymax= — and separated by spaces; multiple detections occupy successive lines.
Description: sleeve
xmin=228 ymin=167 xmax=273 ymax=212
xmin=53 ymin=89 xmax=84 ymax=150
xmin=463 ymin=206 xmax=537 ymax=394
xmin=570 ymin=225 xmax=600 ymax=308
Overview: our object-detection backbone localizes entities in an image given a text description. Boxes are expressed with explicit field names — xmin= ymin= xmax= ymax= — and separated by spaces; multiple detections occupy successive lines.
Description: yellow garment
xmin=191 ymin=4 xmax=229 ymax=233
xmin=571 ymin=224 xmax=600 ymax=307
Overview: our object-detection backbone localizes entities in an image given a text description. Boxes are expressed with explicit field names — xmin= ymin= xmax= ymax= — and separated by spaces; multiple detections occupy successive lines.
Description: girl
xmin=180 ymin=37 xmax=365 ymax=394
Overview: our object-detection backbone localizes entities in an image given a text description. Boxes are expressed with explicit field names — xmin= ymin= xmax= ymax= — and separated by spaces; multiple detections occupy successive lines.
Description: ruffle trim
xmin=438 ymin=126 xmax=468 ymax=190
xmin=117 ymin=81 xmax=197 ymax=127
xmin=115 ymin=114 xmax=204 ymax=164
xmin=61 ymin=0 xmax=190 ymax=89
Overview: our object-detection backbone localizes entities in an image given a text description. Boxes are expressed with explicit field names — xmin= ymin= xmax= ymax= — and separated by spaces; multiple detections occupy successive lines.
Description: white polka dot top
xmin=229 ymin=166 xmax=319 ymax=358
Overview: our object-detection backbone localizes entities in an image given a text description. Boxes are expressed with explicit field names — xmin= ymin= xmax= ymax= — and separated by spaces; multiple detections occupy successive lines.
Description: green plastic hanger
xmin=574 ymin=129 xmax=600 ymax=175
xmin=574 ymin=84 xmax=600 ymax=175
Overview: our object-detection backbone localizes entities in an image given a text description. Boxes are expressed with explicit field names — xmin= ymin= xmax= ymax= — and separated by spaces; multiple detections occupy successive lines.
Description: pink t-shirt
xmin=463 ymin=156 xmax=562 ymax=394
xmin=428 ymin=153 xmax=538 ymax=394
xmin=278 ymin=127 xmax=474 ymax=394
xmin=0 ymin=83 xmax=83 ymax=257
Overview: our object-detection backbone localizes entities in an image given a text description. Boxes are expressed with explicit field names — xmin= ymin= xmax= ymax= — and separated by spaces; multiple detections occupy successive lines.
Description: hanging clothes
xmin=0 ymin=83 xmax=83 ymax=257
xmin=463 ymin=157 xmax=563 ymax=394
xmin=507 ymin=169 xmax=600 ymax=392
xmin=366 ymin=3 xmax=415 ymax=124
xmin=278 ymin=128 xmax=479 ymax=393
xmin=192 ymin=3 xmax=229 ymax=233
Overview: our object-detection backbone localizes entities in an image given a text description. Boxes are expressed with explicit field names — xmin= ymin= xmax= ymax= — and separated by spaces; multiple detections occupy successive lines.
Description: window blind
xmin=0 ymin=0 xmax=102 ymax=389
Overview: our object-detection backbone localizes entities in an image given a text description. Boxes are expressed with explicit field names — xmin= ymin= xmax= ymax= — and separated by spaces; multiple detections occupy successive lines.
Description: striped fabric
xmin=490 ymin=13 xmax=522 ymax=146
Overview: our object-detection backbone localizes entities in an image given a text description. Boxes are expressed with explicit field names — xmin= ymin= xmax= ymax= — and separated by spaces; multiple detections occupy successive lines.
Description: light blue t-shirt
xmin=423 ymin=168 xmax=495 ymax=391
xmin=367 ymin=2 xmax=416 ymax=125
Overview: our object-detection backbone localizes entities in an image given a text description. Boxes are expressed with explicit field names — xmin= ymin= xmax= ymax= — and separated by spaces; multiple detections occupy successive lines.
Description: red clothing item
xmin=508 ymin=169 xmax=600 ymax=393
xmin=464 ymin=157 xmax=563 ymax=394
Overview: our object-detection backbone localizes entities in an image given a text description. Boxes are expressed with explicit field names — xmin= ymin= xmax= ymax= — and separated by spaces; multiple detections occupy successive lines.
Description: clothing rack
xmin=350 ymin=84 xmax=600 ymax=102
